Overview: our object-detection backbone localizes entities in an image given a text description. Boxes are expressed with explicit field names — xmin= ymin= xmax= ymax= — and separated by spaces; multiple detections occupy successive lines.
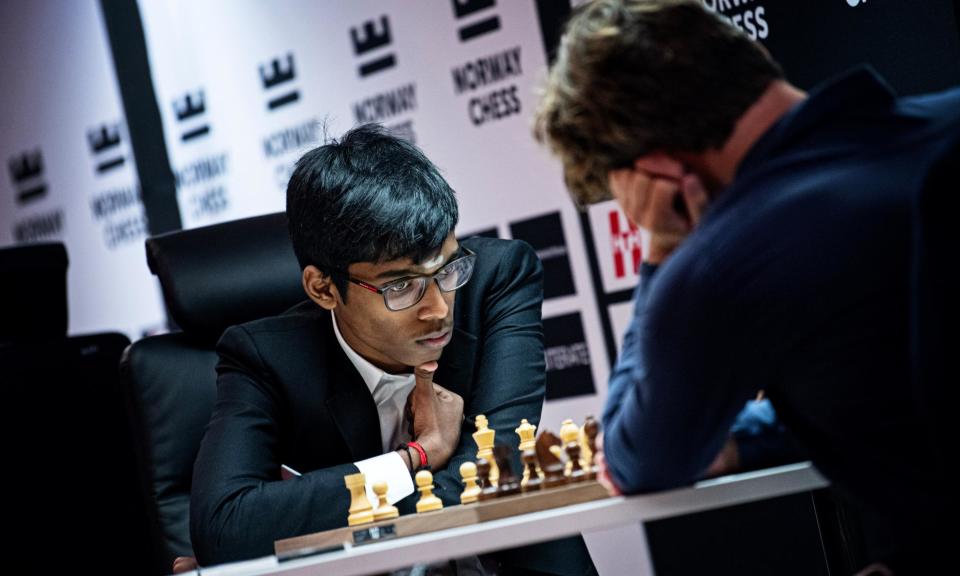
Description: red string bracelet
xmin=406 ymin=441 xmax=428 ymax=469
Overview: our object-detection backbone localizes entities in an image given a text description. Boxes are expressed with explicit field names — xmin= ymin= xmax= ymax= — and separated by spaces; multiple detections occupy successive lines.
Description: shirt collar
xmin=331 ymin=311 xmax=412 ymax=396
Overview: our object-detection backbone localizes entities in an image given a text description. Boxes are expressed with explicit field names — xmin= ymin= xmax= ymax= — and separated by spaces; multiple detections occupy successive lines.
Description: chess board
xmin=275 ymin=480 xmax=609 ymax=559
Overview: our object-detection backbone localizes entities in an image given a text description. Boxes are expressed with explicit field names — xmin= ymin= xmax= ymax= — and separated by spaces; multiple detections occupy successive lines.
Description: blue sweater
xmin=602 ymin=66 xmax=960 ymax=526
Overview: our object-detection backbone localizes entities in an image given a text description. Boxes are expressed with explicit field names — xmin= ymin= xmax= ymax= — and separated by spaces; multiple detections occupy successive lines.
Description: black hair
xmin=286 ymin=123 xmax=459 ymax=300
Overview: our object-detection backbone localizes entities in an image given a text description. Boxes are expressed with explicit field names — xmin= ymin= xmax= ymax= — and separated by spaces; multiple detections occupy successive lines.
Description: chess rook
xmin=344 ymin=473 xmax=375 ymax=526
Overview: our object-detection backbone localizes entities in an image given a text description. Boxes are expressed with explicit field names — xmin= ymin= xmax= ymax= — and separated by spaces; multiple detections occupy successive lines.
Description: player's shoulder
xmin=461 ymin=236 xmax=539 ymax=273
xmin=219 ymin=300 xmax=325 ymax=348
xmin=899 ymin=84 xmax=960 ymax=126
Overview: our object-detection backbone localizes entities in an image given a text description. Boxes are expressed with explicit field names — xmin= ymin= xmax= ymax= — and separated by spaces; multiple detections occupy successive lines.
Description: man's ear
xmin=634 ymin=153 xmax=685 ymax=181
xmin=302 ymin=265 xmax=339 ymax=310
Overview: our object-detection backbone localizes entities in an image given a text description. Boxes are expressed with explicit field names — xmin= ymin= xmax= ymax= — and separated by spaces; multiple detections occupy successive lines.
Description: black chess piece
xmin=477 ymin=456 xmax=499 ymax=501
xmin=521 ymin=448 xmax=543 ymax=492
xmin=493 ymin=444 xmax=521 ymax=497
xmin=565 ymin=440 xmax=587 ymax=483
xmin=536 ymin=430 xmax=568 ymax=488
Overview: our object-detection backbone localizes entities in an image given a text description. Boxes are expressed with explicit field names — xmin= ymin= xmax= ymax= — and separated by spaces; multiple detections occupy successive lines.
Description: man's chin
xmin=421 ymin=348 xmax=445 ymax=364
xmin=405 ymin=348 xmax=445 ymax=369
xmin=403 ymin=330 xmax=452 ymax=367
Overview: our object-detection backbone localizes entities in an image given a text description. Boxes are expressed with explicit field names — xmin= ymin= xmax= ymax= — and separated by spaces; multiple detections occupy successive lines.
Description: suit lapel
xmin=323 ymin=324 xmax=383 ymax=462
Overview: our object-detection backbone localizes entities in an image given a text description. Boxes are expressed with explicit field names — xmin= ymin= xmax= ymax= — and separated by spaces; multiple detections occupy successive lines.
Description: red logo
xmin=609 ymin=210 xmax=641 ymax=279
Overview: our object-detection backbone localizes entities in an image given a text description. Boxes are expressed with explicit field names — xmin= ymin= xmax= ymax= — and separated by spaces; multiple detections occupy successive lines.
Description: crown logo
xmin=260 ymin=54 xmax=296 ymax=89
xmin=351 ymin=16 xmax=391 ymax=55
xmin=174 ymin=90 xmax=206 ymax=121
xmin=8 ymin=150 xmax=43 ymax=183
xmin=88 ymin=124 xmax=122 ymax=153
xmin=453 ymin=0 xmax=497 ymax=19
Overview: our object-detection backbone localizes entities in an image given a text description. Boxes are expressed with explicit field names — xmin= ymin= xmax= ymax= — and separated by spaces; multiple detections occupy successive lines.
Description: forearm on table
xmin=191 ymin=458 xmax=359 ymax=565
xmin=604 ymin=263 xmax=659 ymax=424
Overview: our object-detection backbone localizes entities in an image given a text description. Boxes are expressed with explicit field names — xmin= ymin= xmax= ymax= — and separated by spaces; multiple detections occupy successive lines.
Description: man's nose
xmin=417 ymin=279 xmax=449 ymax=320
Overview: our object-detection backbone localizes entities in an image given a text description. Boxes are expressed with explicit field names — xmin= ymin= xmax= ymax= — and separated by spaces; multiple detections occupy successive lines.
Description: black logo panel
xmin=510 ymin=211 xmax=575 ymax=299
xmin=543 ymin=312 xmax=595 ymax=400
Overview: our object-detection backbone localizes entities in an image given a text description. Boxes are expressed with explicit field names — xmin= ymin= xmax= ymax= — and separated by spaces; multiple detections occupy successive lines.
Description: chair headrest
xmin=0 ymin=242 xmax=68 ymax=344
xmin=146 ymin=212 xmax=305 ymax=346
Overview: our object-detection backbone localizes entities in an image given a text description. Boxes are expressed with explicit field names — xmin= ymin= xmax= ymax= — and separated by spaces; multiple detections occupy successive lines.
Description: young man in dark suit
xmin=189 ymin=124 xmax=550 ymax=566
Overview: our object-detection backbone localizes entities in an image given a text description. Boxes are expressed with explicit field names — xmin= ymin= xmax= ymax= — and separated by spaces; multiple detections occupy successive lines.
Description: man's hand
xmin=408 ymin=361 xmax=464 ymax=470
xmin=172 ymin=557 xmax=198 ymax=574
xmin=594 ymin=432 xmax=623 ymax=496
xmin=608 ymin=155 xmax=709 ymax=264
xmin=704 ymin=436 xmax=741 ymax=478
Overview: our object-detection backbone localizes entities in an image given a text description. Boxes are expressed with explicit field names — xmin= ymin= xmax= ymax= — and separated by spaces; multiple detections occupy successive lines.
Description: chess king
xmin=189 ymin=124 xmax=594 ymax=574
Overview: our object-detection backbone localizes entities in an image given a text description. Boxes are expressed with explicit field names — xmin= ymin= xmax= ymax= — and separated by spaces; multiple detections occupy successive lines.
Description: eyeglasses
xmin=337 ymin=247 xmax=476 ymax=311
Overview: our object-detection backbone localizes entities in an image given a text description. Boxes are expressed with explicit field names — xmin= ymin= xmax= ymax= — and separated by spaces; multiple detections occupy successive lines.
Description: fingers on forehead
xmin=634 ymin=155 xmax=684 ymax=179
xmin=650 ymin=177 xmax=680 ymax=195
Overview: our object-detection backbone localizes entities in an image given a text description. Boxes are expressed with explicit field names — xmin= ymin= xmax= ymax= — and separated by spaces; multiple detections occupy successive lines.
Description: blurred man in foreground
xmin=536 ymin=0 xmax=956 ymax=571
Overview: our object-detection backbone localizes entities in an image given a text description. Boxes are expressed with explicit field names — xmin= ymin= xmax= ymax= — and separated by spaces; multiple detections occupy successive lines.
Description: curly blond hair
xmin=534 ymin=0 xmax=782 ymax=206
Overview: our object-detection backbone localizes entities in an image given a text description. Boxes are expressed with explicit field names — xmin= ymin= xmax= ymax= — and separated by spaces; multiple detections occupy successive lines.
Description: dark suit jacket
xmin=190 ymin=237 xmax=545 ymax=565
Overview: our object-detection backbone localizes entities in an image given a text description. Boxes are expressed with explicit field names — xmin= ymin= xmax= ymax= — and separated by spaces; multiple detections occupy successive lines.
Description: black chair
xmin=120 ymin=212 xmax=304 ymax=574
xmin=0 ymin=242 xmax=149 ymax=574
xmin=901 ymin=137 xmax=955 ymax=570
xmin=0 ymin=242 xmax=68 ymax=346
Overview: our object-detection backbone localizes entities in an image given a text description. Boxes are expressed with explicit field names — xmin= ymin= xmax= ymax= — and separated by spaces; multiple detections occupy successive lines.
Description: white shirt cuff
xmin=354 ymin=451 xmax=415 ymax=507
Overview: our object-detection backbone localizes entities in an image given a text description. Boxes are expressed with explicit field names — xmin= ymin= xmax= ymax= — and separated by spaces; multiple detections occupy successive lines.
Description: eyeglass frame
xmin=330 ymin=246 xmax=477 ymax=311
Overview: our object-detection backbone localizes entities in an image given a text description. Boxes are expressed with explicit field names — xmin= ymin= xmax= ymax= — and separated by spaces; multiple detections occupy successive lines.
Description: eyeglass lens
xmin=383 ymin=255 xmax=475 ymax=311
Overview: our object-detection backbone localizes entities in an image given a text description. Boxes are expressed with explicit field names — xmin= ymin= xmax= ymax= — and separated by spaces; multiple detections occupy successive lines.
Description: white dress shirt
xmin=332 ymin=311 xmax=415 ymax=506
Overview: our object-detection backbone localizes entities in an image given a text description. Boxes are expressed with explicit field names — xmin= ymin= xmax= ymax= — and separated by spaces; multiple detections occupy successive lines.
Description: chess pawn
xmin=577 ymin=427 xmax=592 ymax=474
xmin=521 ymin=448 xmax=543 ymax=493
xmin=472 ymin=415 xmax=499 ymax=487
xmin=560 ymin=419 xmax=587 ymax=483
xmin=372 ymin=481 xmax=399 ymax=521
xmin=565 ymin=439 xmax=588 ymax=483
xmin=493 ymin=445 xmax=521 ymax=498
xmin=344 ymin=472 xmax=375 ymax=526
xmin=460 ymin=461 xmax=482 ymax=504
xmin=477 ymin=457 xmax=499 ymax=501
xmin=415 ymin=470 xmax=443 ymax=513
xmin=559 ymin=418 xmax=580 ymax=447
xmin=582 ymin=415 xmax=600 ymax=480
